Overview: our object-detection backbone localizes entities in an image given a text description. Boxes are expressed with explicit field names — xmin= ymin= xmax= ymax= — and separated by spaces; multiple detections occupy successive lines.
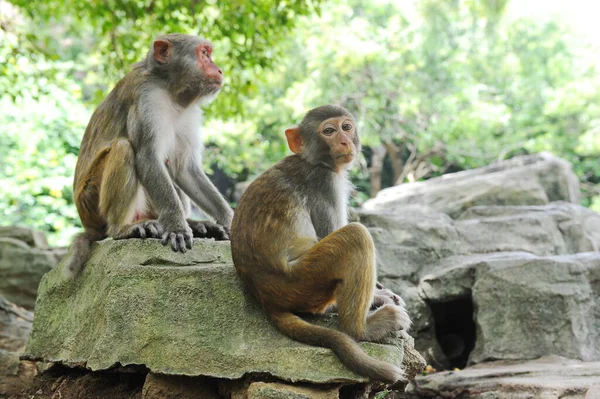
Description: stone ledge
xmin=24 ymin=239 xmax=424 ymax=386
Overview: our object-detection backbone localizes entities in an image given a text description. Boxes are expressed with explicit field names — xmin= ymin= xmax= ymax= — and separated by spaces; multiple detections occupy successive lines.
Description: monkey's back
xmin=74 ymin=66 xmax=150 ymax=184
xmin=231 ymin=155 xmax=318 ymax=279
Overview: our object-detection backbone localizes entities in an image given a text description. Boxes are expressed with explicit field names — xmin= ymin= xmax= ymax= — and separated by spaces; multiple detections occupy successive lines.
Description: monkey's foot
xmin=187 ymin=220 xmax=229 ymax=241
xmin=371 ymin=286 xmax=406 ymax=310
xmin=365 ymin=304 xmax=412 ymax=342
xmin=113 ymin=220 xmax=165 ymax=240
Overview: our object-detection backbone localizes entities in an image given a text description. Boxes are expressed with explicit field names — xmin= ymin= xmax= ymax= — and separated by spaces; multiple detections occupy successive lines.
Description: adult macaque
xmin=65 ymin=34 xmax=233 ymax=277
xmin=231 ymin=105 xmax=411 ymax=383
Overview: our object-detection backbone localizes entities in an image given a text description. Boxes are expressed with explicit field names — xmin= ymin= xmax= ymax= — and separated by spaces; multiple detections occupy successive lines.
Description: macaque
xmin=65 ymin=34 xmax=233 ymax=277
xmin=230 ymin=105 xmax=411 ymax=383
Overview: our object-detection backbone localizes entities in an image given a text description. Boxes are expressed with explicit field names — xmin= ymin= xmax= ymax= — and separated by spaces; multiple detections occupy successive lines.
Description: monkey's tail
xmin=63 ymin=230 xmax=105 ymax=278
xmin=271 ymin=311 xmax=405 ymax=384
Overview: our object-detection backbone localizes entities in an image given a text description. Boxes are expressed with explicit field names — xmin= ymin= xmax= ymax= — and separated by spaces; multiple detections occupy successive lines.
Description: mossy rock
xmin=25 ymin=239 xmax=423 ymax=384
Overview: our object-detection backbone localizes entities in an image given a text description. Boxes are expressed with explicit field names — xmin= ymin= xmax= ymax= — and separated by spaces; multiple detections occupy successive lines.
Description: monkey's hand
xmin=187 ymin=220 xmax=229 ymax=241
xmin=160 ymin=219 xmax=194 ymax=253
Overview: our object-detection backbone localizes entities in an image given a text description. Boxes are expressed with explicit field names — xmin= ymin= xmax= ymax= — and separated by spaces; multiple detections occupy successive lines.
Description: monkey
xmin=64 ymin=34 xmax=233 ymax=278
xmin=230 ymin=105 xmax=412 ymax=384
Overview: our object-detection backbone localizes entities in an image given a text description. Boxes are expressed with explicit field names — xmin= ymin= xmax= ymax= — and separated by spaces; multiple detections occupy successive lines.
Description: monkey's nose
xmin=218 ymin=69 xmax=223 ymax=75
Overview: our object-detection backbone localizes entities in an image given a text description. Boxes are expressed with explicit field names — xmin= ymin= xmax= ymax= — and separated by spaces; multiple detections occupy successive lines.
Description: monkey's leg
xmin=99 ymin=139 xmax=165 ymax=240
xmin=259 ymin=223 xmax=375 ymax=339
xmin=302 ymin=223 xmax=377 ymax=340
xmin=269 ymin=223 xmax=400 ymax=341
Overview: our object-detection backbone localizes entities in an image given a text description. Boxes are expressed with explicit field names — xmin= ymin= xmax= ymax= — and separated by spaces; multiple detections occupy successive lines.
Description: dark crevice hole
xmin=430 ymin=297 xmax=476 ymax=369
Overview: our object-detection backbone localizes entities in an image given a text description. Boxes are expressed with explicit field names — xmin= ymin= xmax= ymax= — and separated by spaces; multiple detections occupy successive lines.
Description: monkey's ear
xmin=153 ymin=40 xmax=171 ymax=63
xmin=285 ymin=128 xmax=303 ymax=154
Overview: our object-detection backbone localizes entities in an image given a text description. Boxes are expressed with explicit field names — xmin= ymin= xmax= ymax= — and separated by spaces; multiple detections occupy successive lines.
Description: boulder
xmin=0 ymin=294 xmax=37 ymax=396
xmin=363 ymin=153 xmax=580 ymax=218
xmin=419 ymin=252 xmax=600 ymax=364
xmin=0 ymin=228 xmax=65 ymax=310
xmin=231 ymin=382 xmax=339 ymax=399
xmin=142 ymin=374 xmax=219 ymax=399
xmin=0 ymin=226 xmax=49 ymax=249
xmin=470 ymin=252 xmax=600 ymax=363
xmin=360 ymin=202 xmax=600 ymax=284
xmin=24 ymin=239 xmax=425 ymax=389
xmin=358 ymin=199 xmax=600 ymax=368
xmin=406 ymin=356 xmax=600 ymax=399
xmin=457 ymin=202 xmax=600 ymax=254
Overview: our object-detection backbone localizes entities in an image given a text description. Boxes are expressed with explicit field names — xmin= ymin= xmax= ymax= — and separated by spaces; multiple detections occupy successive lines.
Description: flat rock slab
xmin=24 ymin=239 xmax=424 ymax=385
xmin=362 ymin=153 xmax=580 ymax=218
xmin=407 ymin=356 xmax=600 ymax=399
xmin=359 ymin=202 xmax=600 ymax=281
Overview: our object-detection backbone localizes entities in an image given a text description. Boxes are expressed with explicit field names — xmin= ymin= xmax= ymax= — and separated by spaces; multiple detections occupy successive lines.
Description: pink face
xmin=196 ymin=44 xmax=223 ymax=85
xmin=318 ymin=116 xmax=358 ymax=169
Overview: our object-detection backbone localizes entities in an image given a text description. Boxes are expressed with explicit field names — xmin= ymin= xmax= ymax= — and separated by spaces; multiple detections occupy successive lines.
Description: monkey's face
xmin=317 ymin=116 xmax=359 ymax=169
xmin=195 ymin=43 xmax=223 ymax=88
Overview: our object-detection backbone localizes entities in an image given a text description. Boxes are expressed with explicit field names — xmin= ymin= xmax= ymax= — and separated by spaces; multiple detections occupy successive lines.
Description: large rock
xmin=407 ymin=356 xmax=600 ymax=399
xmin=232 ymin=381 xmax=339 ymax=399
xmin=0 ymin=227 xmax=66 ymax=310
xmin=471 ymin=252 xmax=600 ymax=363
xmin=0 ymin=226 xmax=49 ymax=249
xmin=360 ymin=202 xmax=600 ymax=283
xmin=358 ymin=200 xmax=600 ymax=368
xmin=24 ymin=239 xmax=424 ymax=388
xmin=363 ymin=153 xmax=580 ymax=218
xmin=142 ymin=374 xmax=220 ymax=399
xmin=0 ymin=294 xmax=37 ymax=396
xmin=457 ymin=202 xmax=600 ymax=254
xmin=420 ymin=252 xmax=600 ymax=364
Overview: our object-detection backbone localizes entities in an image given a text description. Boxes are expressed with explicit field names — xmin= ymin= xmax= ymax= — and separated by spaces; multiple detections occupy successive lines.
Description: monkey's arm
xmin=175 ymin=157 xmax=234 ymax=228
xmin=311 ymin=205 xmax=344 ymax=240
xmin=132 ymin=118 xmax=192 ymax=251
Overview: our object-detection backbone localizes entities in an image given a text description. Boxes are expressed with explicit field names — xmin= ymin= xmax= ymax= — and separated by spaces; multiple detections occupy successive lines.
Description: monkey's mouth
xmin=208 ymin=77 xmax=223 ymax=87
xmin=335 ymin=153 xmax=354 ymax=162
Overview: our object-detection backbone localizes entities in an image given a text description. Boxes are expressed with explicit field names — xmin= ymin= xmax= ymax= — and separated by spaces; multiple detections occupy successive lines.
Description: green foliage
xmin=1 ymin=0 xmax=320 ymax=245
xmin=231 ymin=0 xmax=600 ymax=204
xmin=0 ymin=13 xmax=89 ymax=245
xmin=1 ymin=0 xmax=599 ymax=244
xmin=10 ymin=0 xmax=322 ymax=117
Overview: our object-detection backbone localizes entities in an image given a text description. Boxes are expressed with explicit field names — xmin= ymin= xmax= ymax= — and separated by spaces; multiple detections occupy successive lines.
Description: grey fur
xmin=299 ymin=105 xmax=360 ymax=170
xmin=65 ymin=34 xmax=232 ymax=278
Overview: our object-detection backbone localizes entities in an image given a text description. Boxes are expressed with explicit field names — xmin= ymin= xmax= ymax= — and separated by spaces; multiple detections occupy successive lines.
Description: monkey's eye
xmin=342 ymin=124 xmax=353 ymax=131
xmin=202 ymin=48 xmax=209 ymax=57
xmin=323 ymin=127 xmax=335 ymax=135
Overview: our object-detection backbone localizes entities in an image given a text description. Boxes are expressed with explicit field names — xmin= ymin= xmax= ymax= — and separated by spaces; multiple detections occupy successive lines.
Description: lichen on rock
xmin=24 ymin=238 xmax=424 ymax=388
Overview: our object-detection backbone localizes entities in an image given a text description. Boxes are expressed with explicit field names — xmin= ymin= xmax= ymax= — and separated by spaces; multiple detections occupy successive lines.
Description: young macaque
xmin=65 ymin=34 xmax=233 ymax=277
xmin=231 ymin=105 xmax=412 ymax=383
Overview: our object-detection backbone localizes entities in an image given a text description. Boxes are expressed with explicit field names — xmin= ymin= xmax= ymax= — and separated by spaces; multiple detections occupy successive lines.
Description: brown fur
xmin=231 ymin=105 xmax=410 ymax=384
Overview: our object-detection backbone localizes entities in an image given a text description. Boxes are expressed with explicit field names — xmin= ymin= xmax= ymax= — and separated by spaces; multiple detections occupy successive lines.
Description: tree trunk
xmin=384 ymin=141 xmax=404 ymax=184
xmin=369 ymin=145 xmax=387 ymax=197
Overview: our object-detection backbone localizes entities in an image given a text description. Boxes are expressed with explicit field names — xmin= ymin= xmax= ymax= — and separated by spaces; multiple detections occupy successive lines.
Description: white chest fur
xmin=143 ymin=88 xmax=203 ymax=171
xmin=333 ymin=173 xmax=351 ymax=227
